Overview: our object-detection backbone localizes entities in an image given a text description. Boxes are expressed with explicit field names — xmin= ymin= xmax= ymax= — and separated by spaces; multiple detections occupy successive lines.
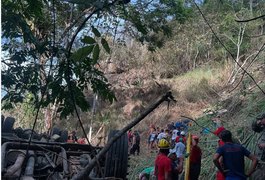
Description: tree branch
xmin=66 ymin=0 xmax=120 ymax=56
xmin=235 ymin=14 xmax=265 ymax=23
xmin=59 ymin=7 xmax=94 ymax=43
xmin=72 ymin=92 xmax=176 ymax=180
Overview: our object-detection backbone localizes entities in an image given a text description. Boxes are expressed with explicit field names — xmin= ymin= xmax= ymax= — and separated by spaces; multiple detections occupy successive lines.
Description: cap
xmin=213 ymin=126 xmax=225 ymax=136
xmin=180 ymin=131 xmax=185 ymax=135
xmin=192 ymin=135 xmax=199 ymax=143
xmin=192 ymin=135 xmax=199 ymax=140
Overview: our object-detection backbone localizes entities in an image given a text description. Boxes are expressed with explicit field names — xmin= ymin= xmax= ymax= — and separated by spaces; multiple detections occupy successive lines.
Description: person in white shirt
xmin=157 ymin=129 xmax=166 ymax=141
xmin=174 ymin=138 xmax=186 ymax=158
xmin=171 ymin=129 xmax=179 ymax=146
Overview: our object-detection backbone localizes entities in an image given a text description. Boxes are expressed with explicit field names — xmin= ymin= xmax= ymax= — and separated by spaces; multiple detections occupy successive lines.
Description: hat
xmin=213 ymin=126 xmax=225 ymax=136
xmin=192 ymin=135 xmax=199 ymax=140
xmin=157 ymin=139 xmax=170 ymax=149
xmin=192 ymin=135 xmax=199 ymax=143
xmin=180 ymin=131 xmax=185 ymax=135
xmin=256 ymin=113 xmax=265 ymax=120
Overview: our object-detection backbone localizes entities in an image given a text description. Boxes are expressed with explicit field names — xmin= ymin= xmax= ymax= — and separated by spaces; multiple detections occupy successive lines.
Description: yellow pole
xmin=184 ymin=133 xmax=191 ymax=180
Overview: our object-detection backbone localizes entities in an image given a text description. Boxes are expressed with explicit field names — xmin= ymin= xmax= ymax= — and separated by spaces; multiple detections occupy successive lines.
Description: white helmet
xmin=180 ymin=131 xmax=185 ymax=136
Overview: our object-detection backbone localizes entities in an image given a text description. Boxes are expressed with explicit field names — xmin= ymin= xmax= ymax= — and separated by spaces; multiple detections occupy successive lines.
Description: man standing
xmin=189 ymin=135 xmax=202 ymax=180
xmin=174 ymin=138 xmax=186 ymax=159
xmin=213 ymin=130 xmax=257 ymax=180
xmin=251 ymin=112 xmax=265 ymax=180
xmin=130 ymin=130 xmax=140 ymax=155
xmin=214 ymin=126 xmax=226 ymax=180
xmin=128 ymin=129 xmax=133 ymax=147
xmin=155 ymin=139 xmax=172 ymax=180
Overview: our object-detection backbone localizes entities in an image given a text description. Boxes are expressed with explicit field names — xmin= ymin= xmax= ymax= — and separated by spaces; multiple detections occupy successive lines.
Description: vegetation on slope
xmin=1 ymin=0 xmax=265 ymax=178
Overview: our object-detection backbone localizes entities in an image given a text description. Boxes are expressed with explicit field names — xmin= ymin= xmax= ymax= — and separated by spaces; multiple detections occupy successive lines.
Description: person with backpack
xmin=213 ymin=130 xmax=257 ymax=180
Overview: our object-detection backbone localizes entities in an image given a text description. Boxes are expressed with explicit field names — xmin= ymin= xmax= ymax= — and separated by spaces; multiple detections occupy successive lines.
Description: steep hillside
xmin=97 ymin=59 xmax=265 ymax=180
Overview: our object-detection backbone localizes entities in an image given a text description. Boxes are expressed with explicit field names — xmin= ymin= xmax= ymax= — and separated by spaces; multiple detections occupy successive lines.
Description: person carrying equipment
xmin=213 ymin=130 xmax=257 ymax=180
xmin=155 ymin=139 xmax=172 ymax=180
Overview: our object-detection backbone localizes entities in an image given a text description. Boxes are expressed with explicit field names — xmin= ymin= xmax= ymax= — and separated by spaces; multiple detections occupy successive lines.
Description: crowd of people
xmin=135 ymin=112 xmax=265 ymax=180
xmin=136 ymin=120 xmax=202 ymax=180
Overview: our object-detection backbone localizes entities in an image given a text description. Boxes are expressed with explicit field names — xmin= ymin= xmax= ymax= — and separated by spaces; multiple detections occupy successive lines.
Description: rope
xmin=180 ymin=115 xmax=215 ymax=135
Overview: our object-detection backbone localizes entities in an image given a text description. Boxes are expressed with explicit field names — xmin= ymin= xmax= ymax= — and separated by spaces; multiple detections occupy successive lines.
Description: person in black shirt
xmin=130 ymin=130 xmax=140 ymax=155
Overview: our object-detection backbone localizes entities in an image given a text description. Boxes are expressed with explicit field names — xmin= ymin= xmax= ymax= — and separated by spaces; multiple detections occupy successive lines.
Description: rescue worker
xmin=155 ymin=139 xmax=172 ymax=180
xmin=213 ymin=130 xmax=257 ymax=180
xmin=214 ymin=126 xmax=226 ymax=180
xmin=189 ymin=135 xmax=202 ymax=180
xmin=251 ymin=112 xmax=265 ymax=180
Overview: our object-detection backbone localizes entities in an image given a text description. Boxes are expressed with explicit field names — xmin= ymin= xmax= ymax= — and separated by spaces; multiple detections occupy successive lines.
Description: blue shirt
xmin=216 ymin=143 xmax=250 ymax=179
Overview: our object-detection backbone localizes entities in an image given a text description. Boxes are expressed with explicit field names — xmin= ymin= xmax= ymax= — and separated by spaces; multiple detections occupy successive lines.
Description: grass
xmin=127 ymin=147 xmax=157 ymax=180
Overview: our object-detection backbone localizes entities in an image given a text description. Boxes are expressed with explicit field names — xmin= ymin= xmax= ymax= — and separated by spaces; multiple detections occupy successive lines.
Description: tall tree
xmin=1 ymin=0 xmax=190 ymax=130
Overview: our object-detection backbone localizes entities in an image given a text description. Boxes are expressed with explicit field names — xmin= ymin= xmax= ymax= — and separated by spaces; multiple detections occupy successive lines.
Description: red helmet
xmin=213 ymin=126 xmax=225 ymax=136
xmin=192 ymin=135 xmax=199 ymax=140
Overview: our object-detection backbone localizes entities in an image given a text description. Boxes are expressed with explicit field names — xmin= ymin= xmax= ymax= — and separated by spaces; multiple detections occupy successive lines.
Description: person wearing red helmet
xmin=189 ymin=135 xmax=202 ymax=180
xmin=213 ymin=130 xmax=257 ymax=180
xmin=214 ymin=126 xmax=226 ymax=180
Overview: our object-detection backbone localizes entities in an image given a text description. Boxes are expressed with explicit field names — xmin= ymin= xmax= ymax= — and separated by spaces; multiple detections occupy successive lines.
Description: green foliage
xmin=121 ymin=0 xmax=192 ymax=51
xmin=101 ymin=38 xmax=110 ymax=54
xmin=2 ymin=0 xmax=193 ymax=119
xmin=1 ymin=0 xmax=115 ymax=118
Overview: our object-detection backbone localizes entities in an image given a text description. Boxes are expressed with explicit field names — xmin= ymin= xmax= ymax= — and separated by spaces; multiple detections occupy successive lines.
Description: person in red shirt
xmin=127 ymin=129 xmax=133 ymax=147
xmin=155 ymin=139 xmax=172 ymax=180
xmin=213 ymin=126 xmax=226 ymax=180
xmin=189 ymin=135 xmax=202 ymax=180
xmin=77 ymin=136 xmax=86 ymax=144
xmin=176 ymin=131 xmax=187 ymax=144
